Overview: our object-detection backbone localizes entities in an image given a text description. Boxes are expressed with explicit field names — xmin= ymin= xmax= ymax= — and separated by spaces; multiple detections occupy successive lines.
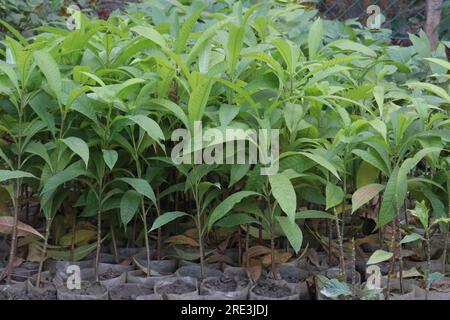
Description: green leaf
xmin=150 ymin=98 xmax=190 ymax=130
xmin=150 ymin=211 xmax=189 ymax=232
xmin=276 ymin=216 xmax=303 ymax=254
xmin=399 ymin=233 xmax=424 ymax=245
xmin=425 ymin=57 xmax=450 ymax=71
xmin=131 ymin=26 xmax=167 ymax=49
xmin=0 ymin=61 xmax=19 ymax=93
xmin=175 ymin=3 xmax=204 ymax=53
xmin=229 ymin=163 xmax=250 ymax=188
xmin=33 ymin=50 xmax=62 ymax=103
xmin=0 ymin=170 xmax=36 ymax=182
xmin=187 ymin=74 xmax=214 ymax=123
xmin=409 ymin=201 xmax=429 ymax=230
xmin=207 ymin=191 xmax=259 ymax=230
xmin=40 ymin=163 xmax=85 ymax=195
xmin=226 ymin=23 xmax=245 ymax=76
xmin=373 ymin=85 xmax=384 ymax=117
xmin=308 ymin=18 xmax=323 ymax=58
xmin=295 ymin=210 xmax=336 ymax=220
xmin=367 ymin=249 xmax=393 ymax=265
xmin=356 ymin=161 xmax=380 ymax=188
xmin=120 ymin=190 xmax=142 ymax=226
xmin=215 ymin=213 xmax=259 ymax=228
xmin=378 ymin=166 xmax=400 ymax=228
xmin=351 ymin=183 xmax=385 ymax=213
xmin=61 ymin=137 xmax=90 ymax=168
xmin=298 ymin=152 xmax=340 ymax=180
xmin=325 ymin=182 xmax=344 ymax=210
xmin=319 ymin=277 xmax=352 ymax=298
xmin=397 ymin=147 xmax=442 ymax=210
xmin=187 ymin=17 xmax=231 ymax=64
xmin=118 ymin=178 xmax=156 ymax=204
xmin=102 ymin=149 xmax=118 ymax=170
xmin=126 ymin=115 xmax=165 ymax=143
xmin=328 ymin=39 xmax=376 ymax=57
xmin=407 ymin=82 xmax=450 ymax=103
xmin=269 ymin=174 xmax=296 ymax=220
xmin=25 ymin=142 xmax=52 ymax=169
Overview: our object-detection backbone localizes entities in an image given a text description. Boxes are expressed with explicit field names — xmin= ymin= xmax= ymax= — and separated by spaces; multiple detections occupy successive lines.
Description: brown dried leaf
xmin=246 ymin=245 xmax=272 ymax=259
xmin=165 ymin=235 xmax=199 ymax=247
xmin=247 ymin=258 xmax=262 ymax=282
xmin=205 ymin=254 xmax=236 ymax=266
xmin=0 ymin=216 xmax=44 ymax=239
xmin=261 ymin=251 xmax=293 ymax=266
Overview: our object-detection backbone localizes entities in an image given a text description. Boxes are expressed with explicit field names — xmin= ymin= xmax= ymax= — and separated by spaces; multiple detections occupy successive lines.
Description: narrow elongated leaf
xmin=351 ymin=183 xmax=385 ymax=213
xmin=276 ymin=216 xmax=302 ymax=253
xmin=298 ymin=152 xmax=340 ymax=180
xmin=187 ymin=18 xmax=231 ymax=64
xmin=377 ymin=167 xmax=400 ymax=228
xmin=269 ymin=174 xmax=296 ymax=220
xmin=175 ymin=4 xmax=204 ymax=53
xmin=33 ymin=50 xmax=62 ymax=103
xmin=226 ymin=23 xmax=245 ymax=76
xmin=308 ymin=18 xmax=323 ymax=58
xmin=150 ymin=211 xmax=188 ymax=232
xmin=187 ymin=74 xmax=214 ymax=123
xmin=120 ymin=190 xmax=142 ymax=226
xmin=216 ymin=213 xmax=259 ymax=228
xmin=41 ymin=164 xmax=85 ymax=195
xmin=207 ymin=191 xmax=259 ymax=230
xmin=0 ymin=170 xmax=36 ymax=182
xmin=62 ymin=137 xmax=89 ymax=168
xmin=295 ymin=210 xmax=336 ymax=220
xmin=151 ymin=98 xmax=190 ymax=130
xmin=131 ymin=26 xmax=167 ymax=49
xmin=407 ymin=82 xmax=450 ymax=103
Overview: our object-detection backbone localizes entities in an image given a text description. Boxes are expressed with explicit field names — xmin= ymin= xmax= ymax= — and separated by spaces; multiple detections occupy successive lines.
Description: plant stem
xmin=141 ymin=206 xmax=152 ymax=278
xmin=333 ymin=208 xmax=346 ymax=280
xmin=386 ymin=220 xmax=397 ymax=299
xmin=245 ymin=224 xmax=250 ymax=269
xmin=110 ymin=218 xmax=119 ymax=264
xmin=426 ymin=229 xmax=431 ymax=300
xmin=36 ymin=221 xmax=51 ymax=288
xmin=196 ymin=209 xmax=205 ymax=279
xmin=6 ymin=98 xmax=24 ymax=283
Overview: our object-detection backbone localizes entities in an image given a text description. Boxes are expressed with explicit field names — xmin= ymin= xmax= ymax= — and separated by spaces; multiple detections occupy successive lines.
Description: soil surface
xmin=252 ymin=279 xmax=292 ymax=298
xmin=110 ymin=284 xmax=154 ymax=300
xmin=278 ymin=267 xmax=309 ymax=283
xmin=157 ymin=279 xmax=196 ymax=295
xmin=203 ymin=276 xmax=238 ymax=292
xmin=59 ymin=282 xmax=106 ymax=296
xmin=99 ymin=268 xmax=122 ymax=281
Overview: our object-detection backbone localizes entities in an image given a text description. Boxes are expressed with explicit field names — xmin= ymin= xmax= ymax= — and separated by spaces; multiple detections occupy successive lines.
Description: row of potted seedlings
xmin=1 ymin=242 xmax=449 ymax=300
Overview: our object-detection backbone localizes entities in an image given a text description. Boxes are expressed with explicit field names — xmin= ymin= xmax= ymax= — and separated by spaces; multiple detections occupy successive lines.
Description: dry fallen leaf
xmin=165 ymin=234 xmax=199 ymax=247
xmin=247 ymin=258 xmax=262 ymax=283
xmin=0 ymin=216 xmax=44 ymax=239
xmin=261 ymin=251 xmax=292 ymax=266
